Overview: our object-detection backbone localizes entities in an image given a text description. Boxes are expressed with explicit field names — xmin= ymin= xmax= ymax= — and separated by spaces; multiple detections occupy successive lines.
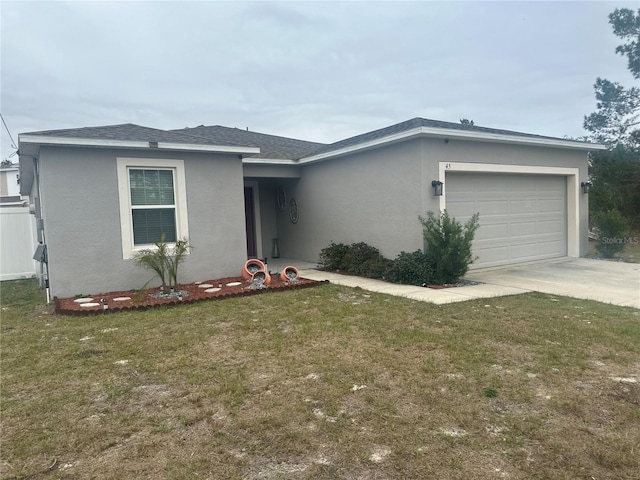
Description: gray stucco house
xmin=18 ymin=118 xmax=604 ymax=298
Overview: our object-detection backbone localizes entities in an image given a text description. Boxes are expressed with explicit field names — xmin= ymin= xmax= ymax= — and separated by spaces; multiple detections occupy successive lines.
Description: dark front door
xmin=244 ymin=187 xmax=257 ymax=258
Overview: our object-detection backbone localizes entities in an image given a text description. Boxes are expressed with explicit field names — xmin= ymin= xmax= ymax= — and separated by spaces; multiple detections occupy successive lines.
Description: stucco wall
xmin=38 ymin=146 xmax=247 ymax=298
xmin=276 ymin=139 xmax=430 ymax=262
xmin=274 ymin=137 xmax=590 ymax=264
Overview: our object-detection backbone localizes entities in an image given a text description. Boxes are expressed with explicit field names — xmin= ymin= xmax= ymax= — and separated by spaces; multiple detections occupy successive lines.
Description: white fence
xmin=0 ymin=207 xmax=37 ymax=281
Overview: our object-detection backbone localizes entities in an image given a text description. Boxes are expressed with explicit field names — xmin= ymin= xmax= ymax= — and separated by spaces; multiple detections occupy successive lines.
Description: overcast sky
xmin=1 ymin=1 xmax=637 ymax=161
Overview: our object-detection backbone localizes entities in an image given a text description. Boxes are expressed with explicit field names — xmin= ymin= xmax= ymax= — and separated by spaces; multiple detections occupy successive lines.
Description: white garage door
xmin=445 ymin=173 xmax=567 ymax=269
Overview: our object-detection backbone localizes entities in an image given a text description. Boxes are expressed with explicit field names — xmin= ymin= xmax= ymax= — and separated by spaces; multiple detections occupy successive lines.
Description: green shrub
xmin=343 ymin=242 xmax=384 ymax=275
xmin=319 ymin=241 xmax=388 ymax=276
xmin=386 ymin=250 xmax=432 ymax=286
xmin=318 ymin=242 xmax=350 ymax=271
xmin=594 ymin=209 xmax=629 ymax=258
xmin=361 ymin=257 xmax=393 ymax=279
xmin=420 ymin=211 xmax=480 ymax=285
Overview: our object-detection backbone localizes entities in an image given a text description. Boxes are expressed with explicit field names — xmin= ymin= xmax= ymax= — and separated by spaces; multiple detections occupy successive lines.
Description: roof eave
xmin=242 ymin=157 xmax=298 ymax=165
xmin=299 ymin=127 xmax=606 ymax=164
xmin=421 ymin=127 xmax=607 ymax=151
xmin=18 ymin=135 xmax=260 ymax=155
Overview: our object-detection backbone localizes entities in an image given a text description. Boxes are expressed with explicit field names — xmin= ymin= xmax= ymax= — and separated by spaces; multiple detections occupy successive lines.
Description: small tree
xmin=134 ymin=238 xmax=170 ymax=293
xmin=134 ymin=236 xmax=191 ymax=294
xmin=420 ymin=211 xmax=480 ymax=284
xmin=166 ymin=239 xmax=190 ymax=289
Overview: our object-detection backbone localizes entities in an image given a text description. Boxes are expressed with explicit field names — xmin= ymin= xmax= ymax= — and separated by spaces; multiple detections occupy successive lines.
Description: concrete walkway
xmin=297 ymin=270 xmax=528 ymax=305
xmin=297 ymin=258 xmax=640 ymax=308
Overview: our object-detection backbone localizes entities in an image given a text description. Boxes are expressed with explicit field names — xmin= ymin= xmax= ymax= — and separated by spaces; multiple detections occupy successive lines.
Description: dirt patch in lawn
xmin=54 ymin=275 xmax=321 ymax=315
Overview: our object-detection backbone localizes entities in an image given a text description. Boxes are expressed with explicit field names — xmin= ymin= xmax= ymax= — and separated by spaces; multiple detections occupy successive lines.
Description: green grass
xmin=1 ymin=279 xmax=639 ymax=479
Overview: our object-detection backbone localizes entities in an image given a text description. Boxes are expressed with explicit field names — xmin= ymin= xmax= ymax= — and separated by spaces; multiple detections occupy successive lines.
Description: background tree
xmin=459 ymin=118 xmax=475 ymax=126
xmin=584 ymin=8 xmax=639 ymax=147
xmin=584 ymin=8 xmax=640 ymax=231
xmin=610 ymin=7 xmax=640 ymax=78
xmin=589 ymin=144 xmax=639 ymax=229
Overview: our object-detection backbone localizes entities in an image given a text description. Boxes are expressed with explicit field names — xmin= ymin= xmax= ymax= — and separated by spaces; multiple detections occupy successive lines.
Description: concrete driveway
xmin=464 ymin=258 xmax=640 ymax=309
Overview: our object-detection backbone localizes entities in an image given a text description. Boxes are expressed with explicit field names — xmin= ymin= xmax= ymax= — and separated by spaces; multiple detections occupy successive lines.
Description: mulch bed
xmin=317 ymin=268 xmax=480 ymax=289
xmin=54 ymin=275 xmax=323 ymax=316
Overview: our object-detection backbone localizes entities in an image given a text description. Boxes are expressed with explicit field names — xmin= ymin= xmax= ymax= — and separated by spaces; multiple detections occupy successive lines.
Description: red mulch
xmin=54 ymin=275 xmax=323 ymax=316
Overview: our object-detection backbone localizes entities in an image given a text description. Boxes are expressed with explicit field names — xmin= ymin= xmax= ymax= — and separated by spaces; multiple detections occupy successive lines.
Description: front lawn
xmin=1 ymin=279 xmax=638 ymax=479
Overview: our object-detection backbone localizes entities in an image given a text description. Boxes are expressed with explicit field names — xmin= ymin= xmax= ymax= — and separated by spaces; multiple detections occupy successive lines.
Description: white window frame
xmin=117 ymin=157 xmax=189 ymax=259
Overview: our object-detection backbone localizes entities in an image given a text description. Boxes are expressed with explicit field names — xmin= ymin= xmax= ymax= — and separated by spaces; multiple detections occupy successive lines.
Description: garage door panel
xmin=537 ymin=219 xmax=564 ymax=234
xmin=446 ymin=173 xmax=567 ymax=268
xmin=448 ymin=201 xmax=479 ymax=217
xmin=510 ymin=200 xmax=538 ymax=213
xmin=511 ymin=244 xmax=540 ymax=259
xmin=476 ymin=200 xmax=510 ymax=215
xmin=539 ymin=202 xmax=565 ymax=217
xmin=478 ymin=246 xmax=510 ymax=264
xmin=477 ymin=224 xmax=509 ymax=239
xmin=538 ymin=240 xmax=565 ymax=255
xmin=508 ymin=222 xmax=537 ymax=236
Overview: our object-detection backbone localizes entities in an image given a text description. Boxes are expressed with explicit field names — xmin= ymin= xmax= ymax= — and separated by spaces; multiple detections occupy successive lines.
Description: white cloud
xmin=1 ymin=0 xmax=637 ymax=159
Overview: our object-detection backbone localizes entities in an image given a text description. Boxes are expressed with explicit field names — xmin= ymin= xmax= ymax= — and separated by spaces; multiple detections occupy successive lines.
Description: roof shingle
xmin=24 ymin=123 xmax=250 ymax=147
xmin=23 ymin=118 xmax=597 ymax=161
xmin=309 ymin=117 xmax=588 ymax=156
xmin=172 ymin=125 xmax=326 ymax=160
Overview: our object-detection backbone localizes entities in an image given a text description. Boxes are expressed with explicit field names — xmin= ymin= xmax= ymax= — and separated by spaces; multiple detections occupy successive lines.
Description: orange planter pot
xmin=251 ymin=270 xmax=272 ymax=286
xmin=279 ymin=266 xmax=299 ymax=282
xmin=242 ymin=259 xmax=266 ymax=280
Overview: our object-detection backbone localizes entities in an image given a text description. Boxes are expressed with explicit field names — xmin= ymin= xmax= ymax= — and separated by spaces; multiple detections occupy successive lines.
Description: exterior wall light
xmin=580 ymin=181 xmax=592 ymax=194
xmin=432 ymin=180 xmax=444 ymax=196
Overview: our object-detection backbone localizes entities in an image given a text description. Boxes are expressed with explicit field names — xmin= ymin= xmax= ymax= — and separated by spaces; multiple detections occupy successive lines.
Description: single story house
xmin=18 ymin=118 xmax=604 ymax=298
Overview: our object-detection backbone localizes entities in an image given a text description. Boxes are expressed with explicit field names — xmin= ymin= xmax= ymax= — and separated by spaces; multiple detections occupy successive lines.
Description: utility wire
xmin=0 ymin=112 xmax=17 ymax=148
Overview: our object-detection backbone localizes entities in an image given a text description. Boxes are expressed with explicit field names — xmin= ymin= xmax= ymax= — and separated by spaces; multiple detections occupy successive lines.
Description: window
xmin=117 ymin=158 xmax=189 ymax=259
xmin=129 ymin=169 xmax=177 ymax=244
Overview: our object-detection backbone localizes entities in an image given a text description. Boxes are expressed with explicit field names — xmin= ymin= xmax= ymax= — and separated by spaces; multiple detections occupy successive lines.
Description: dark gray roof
xmin=23 ymin=118 xmax=597 ymax=161
xmin=172 ymin=125 xmax=326 ymax=160
xmin=23 ymin=123 xmax=250 ymax=147
xmin=310 ymin=117 xmax=590 ymax=156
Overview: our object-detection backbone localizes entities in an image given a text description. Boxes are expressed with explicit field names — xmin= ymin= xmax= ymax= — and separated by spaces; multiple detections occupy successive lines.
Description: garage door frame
xmin=436 ymin=162 xmax=580 ymax=258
